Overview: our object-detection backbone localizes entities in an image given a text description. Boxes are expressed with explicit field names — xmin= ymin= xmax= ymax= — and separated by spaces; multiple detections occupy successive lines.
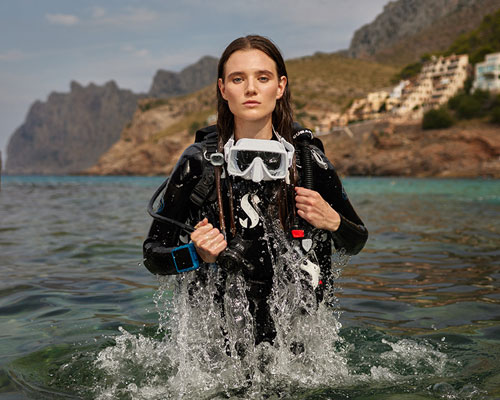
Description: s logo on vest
xmin=239 ymin=194 xmax=261 ymax=228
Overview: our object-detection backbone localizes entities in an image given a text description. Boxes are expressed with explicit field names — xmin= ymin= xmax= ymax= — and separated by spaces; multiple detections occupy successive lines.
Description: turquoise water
xmin=0 ymin=176 xmax=499 ymax=399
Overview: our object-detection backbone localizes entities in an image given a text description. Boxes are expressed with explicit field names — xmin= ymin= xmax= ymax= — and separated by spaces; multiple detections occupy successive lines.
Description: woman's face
xmin=218 ymin=49 xmax=287 ymax=125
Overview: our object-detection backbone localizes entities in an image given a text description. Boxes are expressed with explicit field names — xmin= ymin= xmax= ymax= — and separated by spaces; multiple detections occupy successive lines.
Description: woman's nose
xmin=245 ymin=78 xmax=257 ymax=95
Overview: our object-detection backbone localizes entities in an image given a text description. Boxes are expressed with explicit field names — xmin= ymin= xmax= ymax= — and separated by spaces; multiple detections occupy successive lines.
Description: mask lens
xmin=236 ymin=150 xmax=282 ymax=172
xmin=260 ymin=153 xmax=281 ymax=171
xmin=236 ymin=150 xmax=258 ymax=171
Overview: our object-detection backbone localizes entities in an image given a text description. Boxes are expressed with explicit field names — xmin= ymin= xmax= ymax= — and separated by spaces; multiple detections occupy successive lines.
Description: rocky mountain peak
xmin=6 ymin=81 xmax=141 ymax=175
xmin=348 ymin=0 xmax=500 ymax=64
xmin=148 ymin=55 xmax=218 ymax=98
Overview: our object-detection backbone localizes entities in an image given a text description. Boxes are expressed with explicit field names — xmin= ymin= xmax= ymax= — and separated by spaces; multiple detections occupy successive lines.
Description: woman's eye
xmin=232 ymin=77 xmax=243 ymax=83
xmin=259 ymin=76 xmax=269 ymax=82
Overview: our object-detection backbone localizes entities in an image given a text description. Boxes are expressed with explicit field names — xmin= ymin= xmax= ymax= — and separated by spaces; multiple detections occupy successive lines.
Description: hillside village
xmin=315 ymin=51 xmax=500 ymax=132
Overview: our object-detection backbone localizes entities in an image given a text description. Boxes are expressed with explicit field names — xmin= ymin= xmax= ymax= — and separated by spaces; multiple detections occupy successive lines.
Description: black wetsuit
xmin=143 ymin=130 xmax=368 ymax=344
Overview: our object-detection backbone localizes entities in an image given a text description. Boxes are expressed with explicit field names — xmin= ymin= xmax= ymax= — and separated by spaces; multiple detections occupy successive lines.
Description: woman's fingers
xmin=295 ymin=186 xmax=320 ymax=205
xmin=294 ymin=186 xmax=341 ymax=231
xmin=190 ymin=219 xmax=227 ymax=263
xmin=194 ymin=217 xmax=208 ymax=229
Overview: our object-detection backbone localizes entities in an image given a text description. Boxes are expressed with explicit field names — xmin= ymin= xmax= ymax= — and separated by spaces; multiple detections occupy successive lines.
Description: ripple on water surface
xmin=0 ymin=177 xmax=499 ymax=399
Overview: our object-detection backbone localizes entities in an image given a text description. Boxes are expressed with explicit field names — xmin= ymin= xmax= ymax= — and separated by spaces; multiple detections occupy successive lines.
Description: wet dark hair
xmin=216 ymin=35 xmax=294 ymax=144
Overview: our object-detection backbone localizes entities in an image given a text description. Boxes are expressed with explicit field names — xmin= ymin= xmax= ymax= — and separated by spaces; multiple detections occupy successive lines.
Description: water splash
xmin=89 ymin=215 xmax=456 ymax=399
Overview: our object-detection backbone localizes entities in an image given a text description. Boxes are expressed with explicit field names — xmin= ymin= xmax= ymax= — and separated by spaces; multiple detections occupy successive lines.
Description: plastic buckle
xmin=210 ymin=152 xmax=224 ymax=166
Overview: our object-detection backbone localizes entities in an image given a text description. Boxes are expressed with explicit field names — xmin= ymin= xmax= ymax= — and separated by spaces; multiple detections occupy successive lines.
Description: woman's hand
xmin=190 ymin=218 xmax=227 ymax=263
xmin=294 ymin=187 xmax=341 ymax=232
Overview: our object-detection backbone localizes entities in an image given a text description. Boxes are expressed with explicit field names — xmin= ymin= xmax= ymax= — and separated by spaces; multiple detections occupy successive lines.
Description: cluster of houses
xmin=316 ymin=52 xmax=500 ymax=132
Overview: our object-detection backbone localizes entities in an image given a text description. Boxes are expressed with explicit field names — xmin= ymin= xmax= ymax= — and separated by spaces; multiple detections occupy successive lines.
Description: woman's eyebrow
xmin=226 ymin=69 xmax=275 ymax=80
xmin=226 ymin=71 xmax=244 ymax=80
xmin=255 ymin=69 xmax=274 ymax=76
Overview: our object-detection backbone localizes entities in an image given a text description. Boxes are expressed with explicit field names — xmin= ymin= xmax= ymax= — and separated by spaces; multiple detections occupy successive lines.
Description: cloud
xmin=45 ymin=13 xmax=79 ymax=26
xmin=121 ymin=44 xmax=151 ymax=58
xmin=91 ymin=7 xmax=159 ymax=26
xmin=92 ymin=7 xmax=107 ymax=19
xmin=0 ymin=50 xmax=26 ymax=62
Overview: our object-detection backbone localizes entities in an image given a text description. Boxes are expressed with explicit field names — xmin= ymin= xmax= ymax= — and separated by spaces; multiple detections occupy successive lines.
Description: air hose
xmin=147 ymin=179 xmax=195 ymax=233
xmin=290 ymin=127 xmax=315 ymax=239
xmin=300 ymin=141 xmax=314 ymax=190
xmin=292 ymin=127 xmax=315 ymax=190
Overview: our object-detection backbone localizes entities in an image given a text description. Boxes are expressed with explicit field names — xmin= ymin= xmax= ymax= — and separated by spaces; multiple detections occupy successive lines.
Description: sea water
xmin=0 ymin=176 xmax=499 ymax=399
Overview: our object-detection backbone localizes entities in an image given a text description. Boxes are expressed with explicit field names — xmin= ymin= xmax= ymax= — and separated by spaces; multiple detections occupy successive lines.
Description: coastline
xmin=322 ymin=120 xmax=500 ymax=179
xmin=81 ymin=119 xmax=499 ymax=179
xmin=3 ymin=120 xmax=499 ymax=179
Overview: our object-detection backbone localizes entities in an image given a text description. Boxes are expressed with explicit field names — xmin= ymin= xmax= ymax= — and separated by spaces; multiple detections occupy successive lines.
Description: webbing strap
xmin=189 ymin=133 xmax=219 ymax=207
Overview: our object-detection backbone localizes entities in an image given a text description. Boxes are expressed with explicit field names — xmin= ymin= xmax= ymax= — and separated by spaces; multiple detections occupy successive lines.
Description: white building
xmin=473 ymin=52 xmax=500 ymax=92
xmin=341 ymin=54 xmax=469 ymax=123
xmin=395 ymin=54 xmax=469 ymax=117
xmin=390 ymin=80 xmax=410 ymax=99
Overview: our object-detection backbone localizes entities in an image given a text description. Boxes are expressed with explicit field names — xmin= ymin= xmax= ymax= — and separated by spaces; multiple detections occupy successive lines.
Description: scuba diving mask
xmin=223 ymin=136 xmax=295 ymax=182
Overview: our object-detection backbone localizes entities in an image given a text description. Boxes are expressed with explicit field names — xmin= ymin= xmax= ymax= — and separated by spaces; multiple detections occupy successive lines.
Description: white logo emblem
xmin=239 ymin=194 xmax=261 ymax=228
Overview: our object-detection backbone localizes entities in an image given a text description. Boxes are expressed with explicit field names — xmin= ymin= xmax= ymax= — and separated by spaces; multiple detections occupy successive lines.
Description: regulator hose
xmin=300 ymin=141 xmax=314 ymax=190
xmin=292 ymin=126 xmax=315 ymax=190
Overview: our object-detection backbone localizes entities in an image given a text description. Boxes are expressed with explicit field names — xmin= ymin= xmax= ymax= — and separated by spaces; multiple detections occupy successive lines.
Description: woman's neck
xmin=234 ymin=118 xmax=273 ymax=140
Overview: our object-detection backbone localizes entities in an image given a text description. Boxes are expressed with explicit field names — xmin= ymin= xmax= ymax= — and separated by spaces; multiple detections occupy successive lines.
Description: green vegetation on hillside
xmin=444 ymin=9 xmax=500 ymax=64
xmin=423 ymin=89 xmax=500 ymax=129
xmin=392 ymin=54 xmax=432 ymax=83
xmin=396 ymin=8 xmax=500 ymax=81
xmin=422 ymin=108 xmax=454 ymax=130
xmin=448 ymin=90 xmax=500 ymax=122
xmin=151 ymin=108 xmax=214 ymax=142
xmin=139 ymin=98 xmax=170 ymax=112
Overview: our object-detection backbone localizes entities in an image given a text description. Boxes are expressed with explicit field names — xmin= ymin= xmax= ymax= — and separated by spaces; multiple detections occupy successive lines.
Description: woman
xmin=143 ymin=35 xmax=368 ymax=345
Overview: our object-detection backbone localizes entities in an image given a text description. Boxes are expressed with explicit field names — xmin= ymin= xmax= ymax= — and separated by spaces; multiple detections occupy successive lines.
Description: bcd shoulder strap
xmin=189 ymin=128 xmax=218 ymax=207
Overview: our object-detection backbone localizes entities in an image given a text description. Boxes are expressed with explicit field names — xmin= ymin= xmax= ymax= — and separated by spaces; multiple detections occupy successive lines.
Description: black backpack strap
xmin=203 ymin=131 xmax=218 ymax=156
xmin=195 ymin=124 xmax=217 ymax=143
xmin=189 ymin=131 xmax=219 ymax=207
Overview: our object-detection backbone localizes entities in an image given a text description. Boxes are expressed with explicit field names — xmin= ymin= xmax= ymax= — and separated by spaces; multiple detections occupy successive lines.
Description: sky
xmin=0 ymin=0 xmax=390 ymax=163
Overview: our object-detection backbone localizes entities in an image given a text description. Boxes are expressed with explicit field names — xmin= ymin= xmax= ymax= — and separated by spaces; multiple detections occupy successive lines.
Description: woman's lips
xmin=243 ymin=100 xmax=260 ymax=106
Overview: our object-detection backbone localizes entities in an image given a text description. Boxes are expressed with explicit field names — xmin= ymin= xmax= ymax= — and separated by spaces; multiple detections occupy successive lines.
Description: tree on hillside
xmin=422 ymin=108 xmax=454 ymax=129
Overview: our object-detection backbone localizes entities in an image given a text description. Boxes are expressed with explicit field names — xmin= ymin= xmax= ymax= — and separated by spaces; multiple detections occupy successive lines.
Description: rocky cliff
xmin=321 ymin=120 xmax=499 ymax=178
xmin=85 ymin=86 xmax=216 ymax=176
xmin=348 ymin=0 xmax=500 ymax=65
xmin=5 ymin=56 xmax=219 ymax=175
xmin=6 ymin=81 xmax=141 ymax=175
xmin=148 ymin=56 xmax=218 ymax=98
